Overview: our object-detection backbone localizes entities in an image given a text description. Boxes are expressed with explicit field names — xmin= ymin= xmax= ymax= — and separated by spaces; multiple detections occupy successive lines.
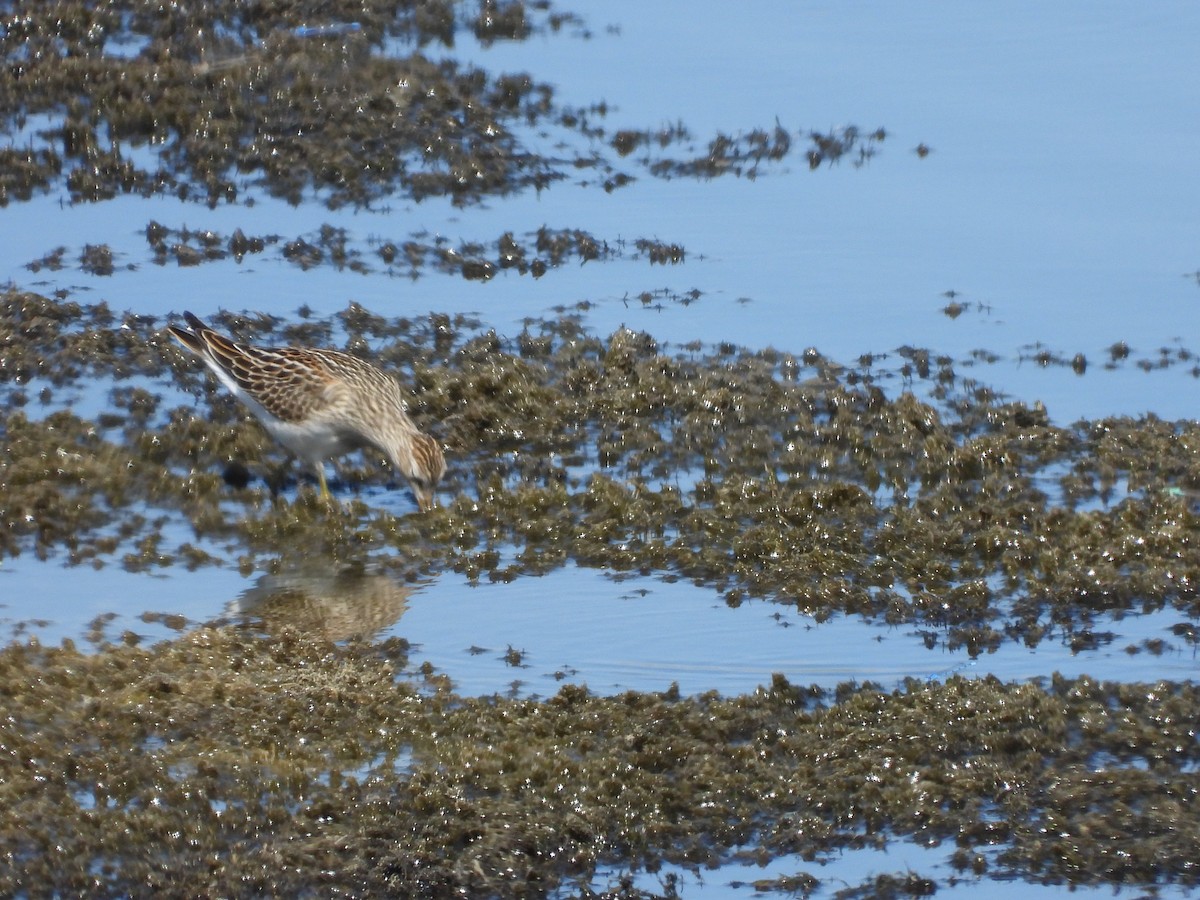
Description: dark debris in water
xmin=2 ymin=634 xmax=1200 ymax=895
xmin=0 ymin=1 xmax=575 ymax=207
xmin=5 ymin=291 xmax=1200 ymax=657
xmin=4 ymin=295 xmax=1200 ymax=892
xmin=29 ymin=221 xmax=687 ymax=281
xmin=0 ymin=2 xmax=894 ymax=209
xmin=0 ymin=4 xmax=1184 ymax=896
xmin=610 ymin=122 xmax=888 ymax=181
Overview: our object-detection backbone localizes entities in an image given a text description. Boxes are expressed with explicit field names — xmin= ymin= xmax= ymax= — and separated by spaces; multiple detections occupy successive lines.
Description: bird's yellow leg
xmin=317 ymin=466 xmax=333 ymax=502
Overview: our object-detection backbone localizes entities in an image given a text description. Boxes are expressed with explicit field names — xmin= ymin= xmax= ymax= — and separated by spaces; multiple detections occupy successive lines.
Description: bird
xmin=167 ymin=311 xmax=445 ymax=510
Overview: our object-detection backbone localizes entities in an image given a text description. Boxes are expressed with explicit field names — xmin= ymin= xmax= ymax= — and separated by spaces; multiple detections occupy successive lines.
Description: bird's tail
xmin=167 ymin=311 xmax=213 ymax=355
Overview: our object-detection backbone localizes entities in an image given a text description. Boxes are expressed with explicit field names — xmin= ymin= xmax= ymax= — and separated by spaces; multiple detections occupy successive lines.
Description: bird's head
xmin=390 ymin=431 xmax=446 ymax=512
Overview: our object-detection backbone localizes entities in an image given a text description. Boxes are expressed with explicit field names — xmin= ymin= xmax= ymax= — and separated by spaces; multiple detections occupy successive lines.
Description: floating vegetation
xmin=0 ymin=4 xmax=1194 ymax=895
xmin=1 ymin=634 xmax=1200 ymax=896
xmin=0 ymin=4 xmax=894 ymax=209
xmin=26 ymin=223 xmax=687 ymax=280
xmin=0 ymin=1 xmax=575 ymax=208
xmin=4 ymin=299 xmax=1200 ymax=893
xmin=79 ymin=242 xmax=117 ymax=276
xmin=4 ymin=292 xmax=1200 ymax=656
xmin=616 ymin=123 xmax=890 ymax=181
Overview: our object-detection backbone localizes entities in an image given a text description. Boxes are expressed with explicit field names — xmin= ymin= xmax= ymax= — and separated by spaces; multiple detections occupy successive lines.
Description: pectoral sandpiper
xmin=168 ymin=311 xmax=445 ymax=510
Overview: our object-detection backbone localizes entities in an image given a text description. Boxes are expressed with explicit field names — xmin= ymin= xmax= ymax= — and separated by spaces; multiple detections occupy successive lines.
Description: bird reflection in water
xmin=227 ymin=567 xmax=413 ymax=642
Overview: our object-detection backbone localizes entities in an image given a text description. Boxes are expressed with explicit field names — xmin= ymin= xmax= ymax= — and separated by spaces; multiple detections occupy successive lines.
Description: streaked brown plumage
xmin=168 ymin=311 xmax=445 ymax=510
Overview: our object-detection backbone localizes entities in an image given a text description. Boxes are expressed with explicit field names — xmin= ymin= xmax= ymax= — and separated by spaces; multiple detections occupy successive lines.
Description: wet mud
xmin=4 ymin=632 xmax=1200 ymax=898
xmin=25 ymin=223 xmax=685 ymax=280
xmin=5 ymin=291 xmax=1200 ymax=656
xmin=1 ymin=2 xmax=1198 ymax=897
xmin=4 ymin=292 xmax=1200 ymax=895
xmin=0 ymin=1 xmax=881 ymax=210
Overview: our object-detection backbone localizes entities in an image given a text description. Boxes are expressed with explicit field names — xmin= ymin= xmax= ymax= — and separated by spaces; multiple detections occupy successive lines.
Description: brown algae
xmin=4 ymin=296 xmax=1200 ymax=893
xmin=0 ymin=3 xmax=1198 ymax=892
xmin=0 ymin=2 xmax=893 ymax=210
xmin=5 ymin=291 xmax=1200 ymax=648
xmin=2 ymin=636 xmax=1200 ymax=895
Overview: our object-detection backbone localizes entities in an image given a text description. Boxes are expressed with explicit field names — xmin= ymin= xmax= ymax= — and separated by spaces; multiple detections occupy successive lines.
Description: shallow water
xmin=384 ymin=567 xmax=1200 ymax=696
xmin=599 ymin=846 xmax=1199 ymax=900
xmin=3 ymin=4 xmax=1200 ymax=896
xmin=4 ymin=5 xmax=1200 ymax=421
xmin=9 ymin=557 xmax=1193 ymax=698
xmin=2 ymin=0 xmax=1200 ymax=720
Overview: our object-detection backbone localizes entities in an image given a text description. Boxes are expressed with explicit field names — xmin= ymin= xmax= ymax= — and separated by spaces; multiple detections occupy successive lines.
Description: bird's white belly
xmin=227 ymin=386 xmax=362 ymax=464
xmin=266 ymin=418 xmax=361 ymax=462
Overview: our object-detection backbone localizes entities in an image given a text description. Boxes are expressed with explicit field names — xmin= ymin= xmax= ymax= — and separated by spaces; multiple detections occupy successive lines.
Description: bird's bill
xmin=414 ymin=485 xmax=438 ymax=512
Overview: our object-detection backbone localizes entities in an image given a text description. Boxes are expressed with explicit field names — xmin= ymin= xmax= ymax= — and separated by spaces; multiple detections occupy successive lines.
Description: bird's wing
xmin=198 ymin=332 xmax=340 ymax=424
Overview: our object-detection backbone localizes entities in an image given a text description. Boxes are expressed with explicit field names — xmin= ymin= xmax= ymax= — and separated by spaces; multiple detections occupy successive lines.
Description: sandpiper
xmin=168 ymin=311 xmax=445 ymax=510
